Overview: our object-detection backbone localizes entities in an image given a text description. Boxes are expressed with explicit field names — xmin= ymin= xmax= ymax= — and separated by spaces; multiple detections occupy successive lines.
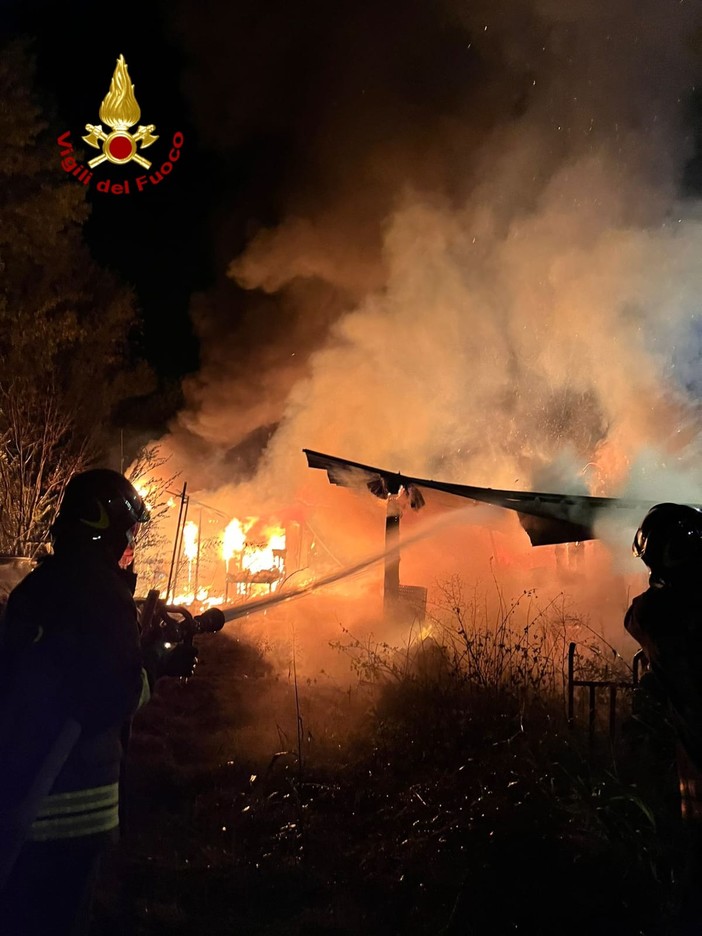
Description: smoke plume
xmin=149 ymin=0 xmax=702 ymax=661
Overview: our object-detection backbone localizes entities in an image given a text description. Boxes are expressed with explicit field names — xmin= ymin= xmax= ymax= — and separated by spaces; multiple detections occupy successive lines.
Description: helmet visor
xmin=632 ymin=527 xmax=646 ymax=558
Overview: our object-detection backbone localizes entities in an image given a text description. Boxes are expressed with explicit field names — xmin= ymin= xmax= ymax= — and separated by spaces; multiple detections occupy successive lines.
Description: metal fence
xmin=567 ymin=642 xmax=647 ymax=743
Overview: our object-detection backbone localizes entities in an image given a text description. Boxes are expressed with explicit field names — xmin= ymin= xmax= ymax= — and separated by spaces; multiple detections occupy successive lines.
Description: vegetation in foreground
xmin=93 ymin=586 xmax=686 ymax=935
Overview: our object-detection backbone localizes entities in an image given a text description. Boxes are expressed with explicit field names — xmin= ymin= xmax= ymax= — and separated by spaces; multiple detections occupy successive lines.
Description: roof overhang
xmin=303 ymin=448 xmax=664 ymax=547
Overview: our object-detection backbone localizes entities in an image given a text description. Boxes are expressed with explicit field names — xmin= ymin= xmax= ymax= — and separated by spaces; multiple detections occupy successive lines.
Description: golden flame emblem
xmin=82 ymin=55 xmax=158 ymax=169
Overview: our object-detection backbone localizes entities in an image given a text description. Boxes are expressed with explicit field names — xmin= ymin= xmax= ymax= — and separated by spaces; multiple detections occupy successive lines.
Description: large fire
xmin=130 ymin=458 xmax=648 ymax=666
xmin=139 ymin=507 xmax=290 ymax=609
xmin=131 ymin=433 xmax=595 ymax=634
xmin=222 ymin=518 xmax=287 ymax=601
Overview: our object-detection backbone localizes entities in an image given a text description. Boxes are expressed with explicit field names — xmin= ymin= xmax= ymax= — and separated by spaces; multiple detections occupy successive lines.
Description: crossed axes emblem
xmin=83 ymin=124 xmax=159 ymax=169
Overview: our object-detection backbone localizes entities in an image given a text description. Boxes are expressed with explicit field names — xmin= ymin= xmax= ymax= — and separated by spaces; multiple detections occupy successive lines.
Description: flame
xmin=241 ymin=525 xmax=286 ymax=575
xmin=182 ymin=521 xmax=198 ymax=561
xmin=132 ymin=481 xmax=156 ymax=516
xmin=268 ymin=530 xmax=286 ymax=550
xmin=129 ymin=477 xmax=292 ymax=606
xmin=223 ymin=518 xmax=249 ymax=559
xmin=99 ymin=55 xmax=141 ymax=130
xmin=222 ymin=519 xmax=287 ymax=598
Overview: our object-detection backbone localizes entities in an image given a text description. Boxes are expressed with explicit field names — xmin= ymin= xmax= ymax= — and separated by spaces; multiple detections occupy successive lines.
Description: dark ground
xmin=91 ymin=627 xmax=688 ymax=936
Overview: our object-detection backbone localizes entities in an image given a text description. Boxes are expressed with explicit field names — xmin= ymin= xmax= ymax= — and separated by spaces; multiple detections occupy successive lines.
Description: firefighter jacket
xmin=625 ymin=581 xmax=702 ymax=819
xmin=0 ymin=545 xmax=149 ymax=846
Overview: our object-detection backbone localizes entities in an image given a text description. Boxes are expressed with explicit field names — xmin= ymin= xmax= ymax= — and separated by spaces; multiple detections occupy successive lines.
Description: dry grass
xmin=91 ymin=582 xmax=687 ymax=935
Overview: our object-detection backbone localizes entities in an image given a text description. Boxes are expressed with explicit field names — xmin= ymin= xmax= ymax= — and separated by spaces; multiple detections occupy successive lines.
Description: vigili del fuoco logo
xmin=56 ymin=54 xmax=184 ymax=195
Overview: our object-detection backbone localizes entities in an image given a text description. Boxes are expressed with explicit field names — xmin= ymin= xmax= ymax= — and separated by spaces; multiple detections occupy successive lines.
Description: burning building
xmin=223 ymin=518 xmax=287 ymax=601
xmin=134 ymin=490 xmax=315 ymax=613
xmin=131 ymin=441 xmax=656 ymax=652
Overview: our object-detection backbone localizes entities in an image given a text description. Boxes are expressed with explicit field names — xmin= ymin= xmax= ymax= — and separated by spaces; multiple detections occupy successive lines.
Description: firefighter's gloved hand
xmin=142 ymin=642 xmax=198 ymax=686
xmin=160 ymin=643 xmax=199 ymax=679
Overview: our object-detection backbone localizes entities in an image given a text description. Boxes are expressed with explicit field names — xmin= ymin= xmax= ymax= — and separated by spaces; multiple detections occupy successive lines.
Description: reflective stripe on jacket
xmin=28 ymin=782 xmax=119 ymax=841
xmin=25 ymin=667 xmax=150 ymax=843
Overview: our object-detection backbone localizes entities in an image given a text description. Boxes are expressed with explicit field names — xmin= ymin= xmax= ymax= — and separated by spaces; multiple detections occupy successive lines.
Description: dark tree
xmin=0 ymin=38 xmax=155 ymax=555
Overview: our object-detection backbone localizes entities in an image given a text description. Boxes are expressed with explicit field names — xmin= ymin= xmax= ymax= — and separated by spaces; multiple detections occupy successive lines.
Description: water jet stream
xmin=219 ymin=504 xmax=495 ymax=624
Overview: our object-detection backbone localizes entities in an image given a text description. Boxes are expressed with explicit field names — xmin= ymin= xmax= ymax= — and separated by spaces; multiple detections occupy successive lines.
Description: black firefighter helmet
xmin=51 ymin=468 xmax=150 ymax=562
xmin=632 ymin=502 xmax=702 ymax=584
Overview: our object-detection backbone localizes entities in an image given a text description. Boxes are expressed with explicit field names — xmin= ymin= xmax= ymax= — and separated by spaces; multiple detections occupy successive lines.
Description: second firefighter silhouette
xmin=625 ymin=502 xmax=702 ymax=933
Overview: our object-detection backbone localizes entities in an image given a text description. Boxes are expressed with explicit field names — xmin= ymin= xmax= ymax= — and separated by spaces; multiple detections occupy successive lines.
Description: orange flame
xmin=183 ymin=521 xmax=198 ymax=561
xmin=223 ymin=518 xmax=248 ymax=560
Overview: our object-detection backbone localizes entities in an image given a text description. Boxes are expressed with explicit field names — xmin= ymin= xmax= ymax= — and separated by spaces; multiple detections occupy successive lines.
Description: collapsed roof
xmin=303 ymin=448 xmax=660 ymax=547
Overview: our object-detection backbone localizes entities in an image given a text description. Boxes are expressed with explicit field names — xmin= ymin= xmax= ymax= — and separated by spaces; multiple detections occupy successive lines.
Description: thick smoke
xmin=150 ymin=0 xmax=702 ymax=663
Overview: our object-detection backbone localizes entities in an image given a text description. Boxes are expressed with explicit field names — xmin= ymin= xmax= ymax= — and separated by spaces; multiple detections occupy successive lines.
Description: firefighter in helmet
xmin=0 ymin=468 xmax=194 ymax=936
xmin=626 ymin=502 xmax=702 ymax=930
